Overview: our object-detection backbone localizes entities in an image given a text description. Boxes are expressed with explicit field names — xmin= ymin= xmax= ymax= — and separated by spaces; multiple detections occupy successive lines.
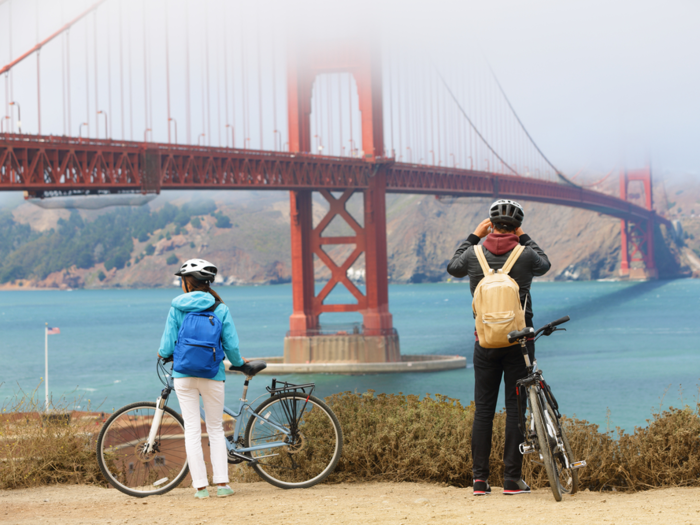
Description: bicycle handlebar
xmin=549 ymin=316 xmax=571 ymax=328
xmin=534 ymin=315 xmax=571 ymax=337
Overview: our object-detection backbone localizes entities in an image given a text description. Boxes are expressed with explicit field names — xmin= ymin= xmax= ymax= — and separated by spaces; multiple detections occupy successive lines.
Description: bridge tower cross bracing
xmin=619 ymin=167 xmax=658 ymax=279
xmin=284 ymin=38 xmax=399 ymax=364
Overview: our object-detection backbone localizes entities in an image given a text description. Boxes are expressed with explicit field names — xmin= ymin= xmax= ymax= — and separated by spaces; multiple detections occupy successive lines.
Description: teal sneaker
xmin=217 ymin=485 xmax=235 ymax=498
xmin=194 ymin=488 xmax=210 ymax=499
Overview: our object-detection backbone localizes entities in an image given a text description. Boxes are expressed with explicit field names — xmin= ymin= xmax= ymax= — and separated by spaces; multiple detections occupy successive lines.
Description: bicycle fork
xmin=143 ymin=387 xmax=171 ymax=455
xmin=516 ymin=385 xmax=537 ymax=455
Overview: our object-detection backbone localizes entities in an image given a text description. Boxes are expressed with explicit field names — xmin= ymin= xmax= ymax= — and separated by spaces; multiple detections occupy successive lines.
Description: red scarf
xmin=482 ymin=232 xmax=519 ymax=255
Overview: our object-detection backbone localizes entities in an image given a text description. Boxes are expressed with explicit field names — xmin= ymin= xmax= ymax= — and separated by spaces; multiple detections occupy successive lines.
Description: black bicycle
xmin=508 ymin=316 xmax=587 ymax=502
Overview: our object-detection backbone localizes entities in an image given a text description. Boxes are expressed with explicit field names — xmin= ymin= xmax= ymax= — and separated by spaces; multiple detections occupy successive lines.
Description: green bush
xmin=137 ymin=232 xmax=149 ymax=243
xmin=75 ymin=251 xmax=93 ymax=269
xmin=104 ymin=252 xmax=129 ymax=271
xmin=166 ymin=254 xmax=178 ymax=265
xmin=190 ymin=217 xmax=202 ymax=229
xmin=97 ymin=271 xmax=106 ymax=281
xmin=144 ymin=244 xmax=155 ymax=256
xmin=215 ymin=215 xmax=232 ymax=228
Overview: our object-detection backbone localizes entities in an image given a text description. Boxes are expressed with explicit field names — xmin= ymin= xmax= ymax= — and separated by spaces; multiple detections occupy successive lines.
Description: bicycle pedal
xmin=519 ymin=443 xmax=536 ymax=455
xmin=571 ymin=460 xmax=587 ymax=470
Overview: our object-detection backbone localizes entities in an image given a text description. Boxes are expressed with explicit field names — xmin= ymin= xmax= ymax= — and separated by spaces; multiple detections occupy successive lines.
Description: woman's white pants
xmin=173 ymin=377 xmax=229 ymax=489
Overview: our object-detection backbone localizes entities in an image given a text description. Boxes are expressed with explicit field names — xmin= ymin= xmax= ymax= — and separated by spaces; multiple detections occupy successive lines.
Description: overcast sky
xmin=1 ymin=0 xmax=698 ymax=185
xmin=373 ymin=0 xmax=700 ymax=175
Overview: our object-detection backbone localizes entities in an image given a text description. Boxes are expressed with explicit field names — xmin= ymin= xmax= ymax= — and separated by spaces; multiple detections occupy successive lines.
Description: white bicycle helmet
xmin=489 ymin=199 xmax=524 ymax=227
xmin=174 ymin=258 xmax=218 ymax=283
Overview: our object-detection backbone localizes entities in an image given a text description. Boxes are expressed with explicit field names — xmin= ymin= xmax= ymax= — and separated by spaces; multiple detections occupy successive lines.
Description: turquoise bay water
xmin=1 ymin=280 xmax=699 ymax=431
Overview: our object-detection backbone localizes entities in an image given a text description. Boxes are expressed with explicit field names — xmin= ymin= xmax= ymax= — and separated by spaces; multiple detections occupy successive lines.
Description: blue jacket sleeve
xmin=158 ymin=307 xmax=179 ymax=358
xmin=220 ymin=306 xmax=244 ymax=367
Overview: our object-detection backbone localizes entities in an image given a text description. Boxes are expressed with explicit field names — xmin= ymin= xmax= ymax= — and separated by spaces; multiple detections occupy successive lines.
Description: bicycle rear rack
xmin=267 ymin=379 xmax=315 ymax=397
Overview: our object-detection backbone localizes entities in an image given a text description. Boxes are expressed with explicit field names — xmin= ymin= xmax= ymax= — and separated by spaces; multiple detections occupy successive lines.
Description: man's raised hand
xmin=473 ymin=219 xmax=493 ymax=239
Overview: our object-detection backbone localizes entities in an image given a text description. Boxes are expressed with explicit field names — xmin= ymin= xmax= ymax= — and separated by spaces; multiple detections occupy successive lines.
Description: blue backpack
xmin=174 ymin=301 xmax=224 ymax=379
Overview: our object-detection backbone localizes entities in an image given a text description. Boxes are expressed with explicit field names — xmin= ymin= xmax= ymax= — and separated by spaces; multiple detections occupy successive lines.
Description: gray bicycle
xmin=96 ymin=359 xmax=343 ymax=497
xmin=509 ymin=316 xmax=587 ymax=502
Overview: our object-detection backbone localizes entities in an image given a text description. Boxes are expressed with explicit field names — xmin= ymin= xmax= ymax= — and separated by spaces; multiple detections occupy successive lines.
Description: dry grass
xmin=323 ymin=390 xmax=700 ymax=491
xmin=3 ymin=387 xmax=700 ymax=491
xmin=0 ymin=386 xmax=105 ymax=489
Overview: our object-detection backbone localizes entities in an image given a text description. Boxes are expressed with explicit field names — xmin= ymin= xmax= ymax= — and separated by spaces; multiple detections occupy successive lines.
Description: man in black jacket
xmin=447 ymin=199 xmax=551 ymax=496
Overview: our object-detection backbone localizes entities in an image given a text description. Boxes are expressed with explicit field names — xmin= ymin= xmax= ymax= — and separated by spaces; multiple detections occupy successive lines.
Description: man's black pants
xmin=471 ymin=337 xmax=534 ymax=482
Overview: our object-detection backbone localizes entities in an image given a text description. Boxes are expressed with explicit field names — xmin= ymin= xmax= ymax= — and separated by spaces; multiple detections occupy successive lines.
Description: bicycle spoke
xmin=97 ymin=403 xmax=189 ymax=497
xmin=244 ymin=393 xmax=342 ymax=488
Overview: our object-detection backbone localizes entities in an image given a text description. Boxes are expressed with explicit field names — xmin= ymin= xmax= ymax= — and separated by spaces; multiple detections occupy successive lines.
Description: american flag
xmin=46 ymin=327 xmax=60 ymax=335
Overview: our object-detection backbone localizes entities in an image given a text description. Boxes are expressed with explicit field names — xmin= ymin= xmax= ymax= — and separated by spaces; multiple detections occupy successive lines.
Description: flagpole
xmin=45 ymin=322 xmax=49 ymax=412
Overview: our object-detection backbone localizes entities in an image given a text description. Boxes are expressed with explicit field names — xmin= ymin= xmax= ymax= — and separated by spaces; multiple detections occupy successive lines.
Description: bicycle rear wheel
xmin=544 ymin=401 xmax=579 ymax=495
xmin=244 ymin=393 xmax=343 ymax=489
xmin=529 ymin=389 xmax=561 ymax=502
xmin=96 ymin=402 xmax=189 ymax=497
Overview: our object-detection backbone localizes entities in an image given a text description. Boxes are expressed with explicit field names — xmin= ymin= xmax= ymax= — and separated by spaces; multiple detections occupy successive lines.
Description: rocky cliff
xmin=0 ymin=173 xmax=691 ymax=290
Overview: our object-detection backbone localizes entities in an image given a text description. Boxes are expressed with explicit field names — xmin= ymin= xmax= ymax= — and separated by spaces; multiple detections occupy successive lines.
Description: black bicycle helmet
xmin=489 ymin=199 xmax=525 ymax=227
xmin=174 ymin=258 xmax=218 ymax=283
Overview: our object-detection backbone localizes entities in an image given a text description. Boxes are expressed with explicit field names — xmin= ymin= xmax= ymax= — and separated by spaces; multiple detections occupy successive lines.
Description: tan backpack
xmin=472 ymin=244 xmax=526 ymax=348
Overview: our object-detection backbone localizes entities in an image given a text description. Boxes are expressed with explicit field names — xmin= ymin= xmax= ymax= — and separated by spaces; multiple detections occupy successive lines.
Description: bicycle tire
xmin=244 ymin=392 xmax=343 ymax=489
xmin=96 ymin=402 xmax=189 ymax=498
xmin=544 ymin=401 xmax=579 ymax=495
xmin=529 ymin=388 xmax=562 ymax=502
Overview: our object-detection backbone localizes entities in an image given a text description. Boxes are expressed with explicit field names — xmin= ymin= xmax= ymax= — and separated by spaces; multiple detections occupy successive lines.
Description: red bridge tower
xmin=283 ymin=39 xmax=399 ymax=364
xmin=619 ymin=167 xmax=658 ymax=279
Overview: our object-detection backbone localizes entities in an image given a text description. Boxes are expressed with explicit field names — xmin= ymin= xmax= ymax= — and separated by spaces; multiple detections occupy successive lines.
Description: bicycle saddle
xmin=508 ymin=327 xmax=535 ymax=344
xmin=229 ymin=360 xmax=267 ymax=377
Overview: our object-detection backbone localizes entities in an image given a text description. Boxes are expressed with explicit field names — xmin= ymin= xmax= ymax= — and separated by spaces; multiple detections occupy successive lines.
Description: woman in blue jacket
xmin=158 ymin=258 xmax=247 ymax=499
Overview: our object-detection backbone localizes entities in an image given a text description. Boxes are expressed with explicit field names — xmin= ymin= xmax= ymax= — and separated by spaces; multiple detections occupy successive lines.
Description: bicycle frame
xmin=143 ymin=365 xmax=293 ymax=461
xmin=207 ymin=377 xmax=290 ymax=459
xmin=513 ymin=324 xmax=585 ymax=475
xmin=515 ymin=337 xmax=565 ymax=458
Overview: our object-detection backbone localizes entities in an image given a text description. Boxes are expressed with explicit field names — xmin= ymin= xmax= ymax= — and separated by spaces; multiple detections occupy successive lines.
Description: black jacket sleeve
xmin=446 ymin=233 xmax=481 ymax=278
xmin=519 ymin=234 xmax=551 ymax=277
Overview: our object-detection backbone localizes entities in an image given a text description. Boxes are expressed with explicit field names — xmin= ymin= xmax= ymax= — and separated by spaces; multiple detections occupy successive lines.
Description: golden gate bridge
xmin=0 ymin=0 xmax=668 ymax=369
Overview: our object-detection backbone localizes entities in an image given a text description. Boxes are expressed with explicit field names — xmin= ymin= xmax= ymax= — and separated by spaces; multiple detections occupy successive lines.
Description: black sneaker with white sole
xmin=473 ymin=479 xmax=491 ymax=496
xmin=503 ymin=479 xmax=531 ymax=495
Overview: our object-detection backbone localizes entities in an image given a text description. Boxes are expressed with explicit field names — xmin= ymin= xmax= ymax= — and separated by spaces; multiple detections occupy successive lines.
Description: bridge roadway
xmin=0 ymin=134 xmax=667 ymax=225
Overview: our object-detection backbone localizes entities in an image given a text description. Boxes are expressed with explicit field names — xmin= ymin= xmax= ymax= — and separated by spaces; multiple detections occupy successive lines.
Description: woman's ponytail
xmin=182 ymin=275 xmax=225 ymax=304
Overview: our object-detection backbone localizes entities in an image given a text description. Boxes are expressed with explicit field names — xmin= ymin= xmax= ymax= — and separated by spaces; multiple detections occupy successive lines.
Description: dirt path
xmin=3 ymin=482 xmax=700 ymax=525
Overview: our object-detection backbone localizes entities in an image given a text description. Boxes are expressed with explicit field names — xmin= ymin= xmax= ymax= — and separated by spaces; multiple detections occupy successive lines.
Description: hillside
xmin=0 ymin=174 xmax=692 ymax=290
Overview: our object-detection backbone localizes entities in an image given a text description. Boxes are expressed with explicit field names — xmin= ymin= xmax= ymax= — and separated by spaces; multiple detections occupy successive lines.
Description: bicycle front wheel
xmin=244 ymin=393 xmax=343 ymax=489
xmin=96 ymin=402 xmax=189 ymax=497
xmin=544 ymin=401 xmax=579 ymax=495
xmin=529 ymin=389 xmax=562 ymax=502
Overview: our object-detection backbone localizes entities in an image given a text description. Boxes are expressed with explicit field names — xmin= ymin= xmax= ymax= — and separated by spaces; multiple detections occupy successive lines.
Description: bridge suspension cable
xmin=434 ymin=66 xmax=519 ymax=177
xmin=487 ymin=63 xmax=570 ymax=183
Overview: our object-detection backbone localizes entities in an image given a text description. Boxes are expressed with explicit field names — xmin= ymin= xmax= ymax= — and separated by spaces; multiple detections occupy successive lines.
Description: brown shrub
xmin=324 ymin=390 xmax=700 ymax=491
xmin=3 ymin=388 xmax=700 ymax=492
xmin=616 ymin=407 xmax=700 ymax=490
xmin=325 ymin=391 xmax=474 ymax=486
xmin=0 ymin=388 xmax=104 ymax=490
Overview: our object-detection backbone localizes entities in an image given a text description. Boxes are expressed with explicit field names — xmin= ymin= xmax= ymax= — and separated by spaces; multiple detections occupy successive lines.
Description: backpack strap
xmin=501 ymin=245 xmax=525 ymax=275
xmin=204 ymin=300 xmax=222 ymax=313
xmin=474 ymin=245 xmax=493 ymax=275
